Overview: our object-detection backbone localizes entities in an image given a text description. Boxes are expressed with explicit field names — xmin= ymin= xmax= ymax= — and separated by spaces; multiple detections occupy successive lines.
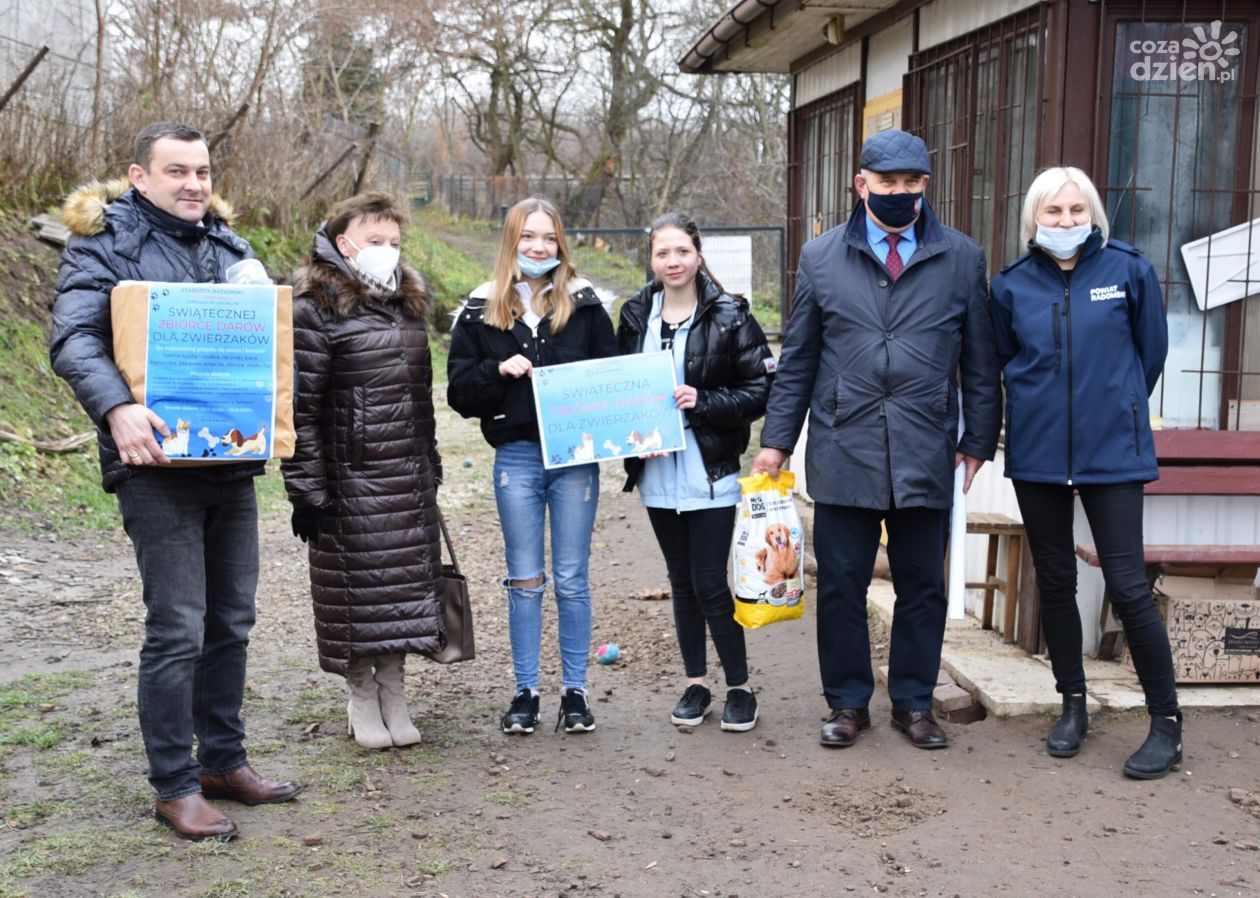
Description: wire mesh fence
xmin=435 ymin=174 xmax=581 ymax=222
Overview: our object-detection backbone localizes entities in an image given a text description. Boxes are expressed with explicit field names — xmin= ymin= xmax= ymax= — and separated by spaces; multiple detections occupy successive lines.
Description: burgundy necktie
xmin=885 ymin=233 xmax=903 ymax=281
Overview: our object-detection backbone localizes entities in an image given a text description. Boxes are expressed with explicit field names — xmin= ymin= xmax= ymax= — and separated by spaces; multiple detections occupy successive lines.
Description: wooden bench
xmin=1076 ymin=543 xmax=1260 ymax=659
xmin=953 ymin=512 xmax=1042 ymax=652
xmin=1023 ymin=431 xmax=1260 ymax=659
xmin=1146 ymin=430 xmax=1260 ymax=497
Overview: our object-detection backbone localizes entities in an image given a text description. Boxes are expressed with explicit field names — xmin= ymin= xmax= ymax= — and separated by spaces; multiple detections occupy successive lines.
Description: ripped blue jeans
xmin=493 ymin=440 xmax=599 ymax=692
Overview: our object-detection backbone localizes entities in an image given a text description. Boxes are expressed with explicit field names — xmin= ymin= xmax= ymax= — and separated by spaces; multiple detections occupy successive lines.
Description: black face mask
xmin=865 ymin=191 xmax=922 ymax=229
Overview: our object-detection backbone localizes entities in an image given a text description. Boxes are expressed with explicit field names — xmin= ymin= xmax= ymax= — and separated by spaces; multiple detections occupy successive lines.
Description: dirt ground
xmin=2 ymin=395 xmax=1259 ymax=898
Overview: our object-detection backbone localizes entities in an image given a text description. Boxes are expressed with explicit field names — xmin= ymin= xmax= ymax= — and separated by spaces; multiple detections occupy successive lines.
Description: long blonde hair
xmin=485 ymin=197 xmax=579 ymax=333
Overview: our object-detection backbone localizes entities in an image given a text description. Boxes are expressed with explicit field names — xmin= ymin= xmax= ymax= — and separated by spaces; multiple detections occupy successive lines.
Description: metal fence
xmin=562 ymin=226 xmax=788 ymax=336
xmin=436 ymin=174 xmax=582 ymax=221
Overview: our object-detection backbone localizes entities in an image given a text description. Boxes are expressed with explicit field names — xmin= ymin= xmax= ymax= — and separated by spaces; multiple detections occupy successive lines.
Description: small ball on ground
xmin=596 ymin=643 xmax=620 ymax=664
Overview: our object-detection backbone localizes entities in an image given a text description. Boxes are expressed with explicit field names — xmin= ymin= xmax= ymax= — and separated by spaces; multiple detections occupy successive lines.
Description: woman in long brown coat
xmin=282 ymin=192 xmax=443 ymax=749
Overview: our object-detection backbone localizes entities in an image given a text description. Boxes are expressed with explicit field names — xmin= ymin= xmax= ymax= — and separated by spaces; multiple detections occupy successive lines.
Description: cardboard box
xmin=1125 ymin=575 xmax=1260 ymax=682
xmin=111 ymin=281 xmax=294 ymax=464
xmin=1157 ymin=574 xmax=1255 ymax=602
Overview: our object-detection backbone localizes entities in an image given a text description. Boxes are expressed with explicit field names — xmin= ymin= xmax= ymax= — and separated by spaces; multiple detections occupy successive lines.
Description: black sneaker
xmin=556 ymin=687 xmax=596 ymax=733
xmin=501 ymin=689 xmax=540 ymax=734
xmin=720 ymin=687 xmax=758 ymax=732
xmin=670 ymin=684 xmax=712 ymax=727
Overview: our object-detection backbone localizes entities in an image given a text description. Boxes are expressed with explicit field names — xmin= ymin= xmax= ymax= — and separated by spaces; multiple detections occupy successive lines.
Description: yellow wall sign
xmin=863 ymin=89 xmax=903 ymax=140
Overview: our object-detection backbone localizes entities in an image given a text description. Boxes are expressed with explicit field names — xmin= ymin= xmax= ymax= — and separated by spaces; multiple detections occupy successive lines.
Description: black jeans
xmin=1013 ymin=480 xmax=1179 ymax=717
xmin=116 ymin=473 xmax=259 ymax=799
xmin=646 ymin=505 xmax=748 ymax=687
xmin=813 ymin=503 xmax=951 ymax=711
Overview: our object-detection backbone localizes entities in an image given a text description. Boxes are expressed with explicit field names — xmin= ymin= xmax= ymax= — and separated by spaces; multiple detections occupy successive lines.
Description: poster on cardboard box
xmin=110 ymin=282 xmax=295 ymax=463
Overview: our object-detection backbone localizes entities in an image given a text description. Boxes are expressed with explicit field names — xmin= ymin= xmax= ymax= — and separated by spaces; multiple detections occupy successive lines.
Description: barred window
xmin=787 ymin=84 xmax=860 ymax=295
xmin=903 ymin=6 xmax=1047 ymax=273
xmin=1101 ymin=10 xmax=1254 ymax=431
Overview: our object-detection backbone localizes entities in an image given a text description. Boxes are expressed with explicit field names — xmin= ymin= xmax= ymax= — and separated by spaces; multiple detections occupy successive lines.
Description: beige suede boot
xmin=346 ymin=656 xmax=392 ymax=750
xmin=374 ymin=654 xmax=422 ymax=746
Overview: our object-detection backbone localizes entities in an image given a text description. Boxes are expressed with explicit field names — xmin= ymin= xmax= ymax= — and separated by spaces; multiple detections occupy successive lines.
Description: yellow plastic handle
xmin=738 ymin=469 xmax=796 ymax=496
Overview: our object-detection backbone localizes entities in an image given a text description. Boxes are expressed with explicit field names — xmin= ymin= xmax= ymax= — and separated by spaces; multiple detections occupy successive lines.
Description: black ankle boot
xmin=1046 ymin=693 xmax=1089 ymax=758
xmin=1123 ymin=712 xmax=1183 ymax=780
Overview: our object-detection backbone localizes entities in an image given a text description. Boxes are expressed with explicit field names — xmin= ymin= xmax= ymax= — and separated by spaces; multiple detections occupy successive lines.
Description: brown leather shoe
xmin=891 ymin=709 xmax=948 ymax=749
xmin=199 ymin=764 xmax=299 ymax=806
xmin=820 ymin=708 xmax=870 ymax=747
xmin=154 ymin=794 xmax=238 ymax=841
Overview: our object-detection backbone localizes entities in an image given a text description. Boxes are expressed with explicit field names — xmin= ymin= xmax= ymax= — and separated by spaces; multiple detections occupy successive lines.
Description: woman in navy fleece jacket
xmin=990 ymin=166 xmax=1181 ymax=780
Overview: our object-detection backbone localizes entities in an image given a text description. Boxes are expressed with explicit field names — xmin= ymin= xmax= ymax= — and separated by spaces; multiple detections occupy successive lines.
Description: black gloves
xmin=291 ymin=506 xmax=323 ymax=544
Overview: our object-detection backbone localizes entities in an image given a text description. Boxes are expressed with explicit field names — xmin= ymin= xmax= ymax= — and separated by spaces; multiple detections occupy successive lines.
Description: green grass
xmin=0 ymin=673 xmax=95 ymax=752
xmin=254 ymin=460 xmax=289 ymax=516
xmin=0 ymin=316 xmax=117 ymax=531
xmin=416 ymin=857 xmax=453 ymax=876
xmin=0 ymin=725 xmax=62 ymax=750
xmin=3 ymin=800 xmax=57 ymax=828
xmin=483 ymin=789 xmax=521 ymax=806
xmin=0 ymin=671 xmax=94 ymax=713
xmin=409 ymin=771 xmax=454 ymax=793
xmin=236 ymin=224 xmax=309 ymax=280
xmin=0 ymin=830 xmax=167 ymax=881
xmin=405 ymin=227 xmax=486 ymax=328
xmin=34 ymin=748 xmax=93 ymax=776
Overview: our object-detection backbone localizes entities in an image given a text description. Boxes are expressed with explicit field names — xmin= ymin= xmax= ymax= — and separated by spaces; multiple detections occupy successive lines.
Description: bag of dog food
xmin=732 ymin=470 xmax=806 ymax=628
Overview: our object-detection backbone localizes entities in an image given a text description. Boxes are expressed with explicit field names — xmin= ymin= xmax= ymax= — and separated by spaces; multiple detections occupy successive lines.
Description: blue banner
xmin=532 ymin=351 xmax=686 ymax=470
xmin=144 ymin=283 xmax=278 ymax=460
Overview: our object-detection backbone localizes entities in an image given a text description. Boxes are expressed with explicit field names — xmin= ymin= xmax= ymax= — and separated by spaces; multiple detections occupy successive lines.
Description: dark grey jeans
xmin=116 ymin=473 xmax=259 ymax=800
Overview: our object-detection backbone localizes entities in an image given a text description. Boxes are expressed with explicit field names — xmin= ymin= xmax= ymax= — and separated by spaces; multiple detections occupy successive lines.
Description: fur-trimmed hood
xmin=61 ymin=177 xmax=238 ymax=237
xmin=292 ymin=229 xmax=430 ymax=321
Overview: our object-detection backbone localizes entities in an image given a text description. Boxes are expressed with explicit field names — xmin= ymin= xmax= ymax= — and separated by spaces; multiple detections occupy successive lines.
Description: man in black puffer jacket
xmin=50 ymin=122 xmax=296 ymax=842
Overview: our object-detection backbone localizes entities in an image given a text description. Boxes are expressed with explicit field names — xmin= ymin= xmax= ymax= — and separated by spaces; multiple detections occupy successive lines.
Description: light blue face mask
xmin=1034 ymin=222 xmax=1092 ymax=260
xmin=517 ymin=253 xmax=562 ymax=278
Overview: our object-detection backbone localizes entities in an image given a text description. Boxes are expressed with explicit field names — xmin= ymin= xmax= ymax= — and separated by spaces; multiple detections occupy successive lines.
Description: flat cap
xmin=859 ymin=129 xmax=931 ymax=175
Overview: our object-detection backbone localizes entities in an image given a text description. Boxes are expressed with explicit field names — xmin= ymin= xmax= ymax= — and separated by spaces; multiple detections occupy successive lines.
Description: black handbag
xmin=426 ymin=511 xmax=475 ymax=663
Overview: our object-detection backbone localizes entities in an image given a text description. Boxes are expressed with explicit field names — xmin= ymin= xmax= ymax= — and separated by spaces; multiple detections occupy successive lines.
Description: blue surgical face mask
xmin=517 ymin=253 xmax=562 ymax=279
xmin=1034 ymin=222 xmax=1092 ymax=260
xmin=865 ymin=190 xmax=922 ymax=229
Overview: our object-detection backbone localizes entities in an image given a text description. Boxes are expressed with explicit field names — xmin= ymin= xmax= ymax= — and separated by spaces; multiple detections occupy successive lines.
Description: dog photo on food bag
xmin=755 ymin=523 xmax=799 ymax=585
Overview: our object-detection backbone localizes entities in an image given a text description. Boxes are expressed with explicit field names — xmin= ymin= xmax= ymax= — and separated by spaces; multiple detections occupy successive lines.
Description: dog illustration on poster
xmin=221 ymin=425 xmax=267 ymax=457
xmin=626 ymin=427 xmax=663 ymax=453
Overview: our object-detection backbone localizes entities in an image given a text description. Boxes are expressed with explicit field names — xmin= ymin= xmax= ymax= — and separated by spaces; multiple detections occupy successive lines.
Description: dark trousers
xmin=814 ymin=502 xmax=950 ymax=711
xmin=646 ymin=505 xmax=748 ymax=687
xmin=1012 ymin=480 xmax=1179 ymax=716
xmin=116 ymin=473 xmax=259 ymax=800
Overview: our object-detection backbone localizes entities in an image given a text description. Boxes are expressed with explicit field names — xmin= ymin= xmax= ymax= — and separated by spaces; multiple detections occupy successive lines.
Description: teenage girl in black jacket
xmin=448 ymin=197 xmax=616 ymax=737
xmin=616 ymin=212 xmax=774 ymax=732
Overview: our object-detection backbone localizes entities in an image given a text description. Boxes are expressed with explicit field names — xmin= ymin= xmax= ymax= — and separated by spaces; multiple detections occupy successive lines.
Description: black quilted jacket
xmin=616 ymin=270 xmax=774 ymax=489
xmin=49 ymin=180 xmax=262 ymax=491
xmin=281 ymin=228 xmax=444 ymax=675
xmin=447 ymin=279 xmax=617 ymax=446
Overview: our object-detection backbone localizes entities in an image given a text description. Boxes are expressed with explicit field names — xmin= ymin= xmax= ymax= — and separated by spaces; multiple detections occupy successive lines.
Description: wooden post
xmin=1015 ymin=535 xmax=1042 ymax=653
xmin=0 ymin=46 xmax=50 ymax=114
xmin=981 ymin=535 xmax=999 ymax=630
xmin=1002 ymin=533 xmax=1021 ymax=642
xmin=353 ymin=122 xmax=381 ymax=194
